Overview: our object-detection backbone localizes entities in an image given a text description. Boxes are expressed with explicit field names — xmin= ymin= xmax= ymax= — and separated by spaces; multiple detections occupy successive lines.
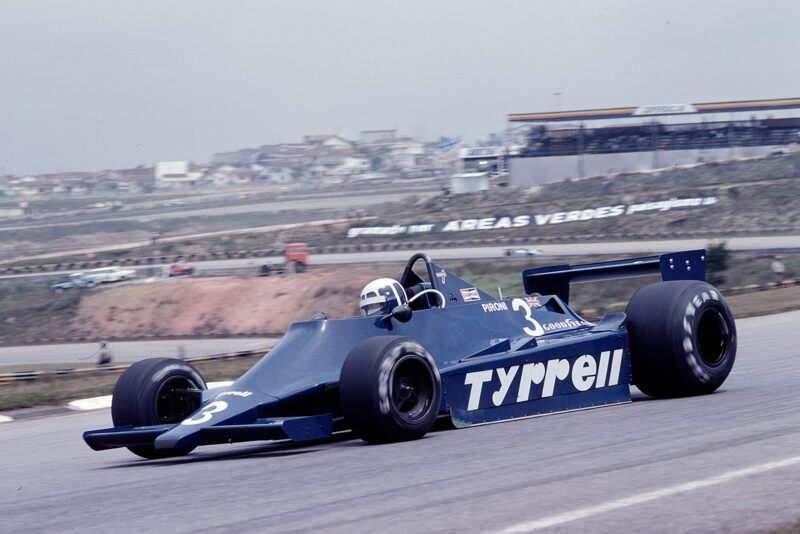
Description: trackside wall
xmin=509 ymin=145 xmax=787 ymax=186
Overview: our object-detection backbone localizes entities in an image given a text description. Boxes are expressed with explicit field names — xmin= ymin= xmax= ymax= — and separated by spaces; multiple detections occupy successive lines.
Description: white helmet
xmin=359 ymin=278 xmax=408 ymax=317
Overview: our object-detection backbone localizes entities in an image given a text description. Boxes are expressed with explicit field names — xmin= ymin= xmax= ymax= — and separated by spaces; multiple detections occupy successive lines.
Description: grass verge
xmin=0 ymin=354 xmax=260 ymax=412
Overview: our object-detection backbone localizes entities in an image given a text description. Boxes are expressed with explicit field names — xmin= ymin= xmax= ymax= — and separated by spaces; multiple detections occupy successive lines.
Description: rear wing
xmin=522 ymin=249 xmax=705 ymax=304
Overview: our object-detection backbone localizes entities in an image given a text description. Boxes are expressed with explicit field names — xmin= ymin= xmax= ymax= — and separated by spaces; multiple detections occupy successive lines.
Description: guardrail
xmin=0 ymin=249 xmax=287 ymax=275
xmin=2 ymin=227 xmax=797 ymax=276
xmin=0 ymin=348 xmax=269 ymax=384
xmin=720 ymin=277 xmax=799 ymax=296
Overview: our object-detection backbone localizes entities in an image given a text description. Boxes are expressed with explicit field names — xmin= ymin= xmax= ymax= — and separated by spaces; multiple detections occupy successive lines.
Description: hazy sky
xmin=1 ymin=0 xmax=798 ymax=175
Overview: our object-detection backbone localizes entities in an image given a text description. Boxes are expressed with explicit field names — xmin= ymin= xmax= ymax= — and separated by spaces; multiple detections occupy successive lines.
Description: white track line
xmin=67 ymin=381 xmax=234 ymax=412
xmin=497 ymin=455 xmax=800 ymax=533
xmin=0 ymin=415 xmax=13 ymax=423
xmin=68 ymin=395 xmax=113 ymax=411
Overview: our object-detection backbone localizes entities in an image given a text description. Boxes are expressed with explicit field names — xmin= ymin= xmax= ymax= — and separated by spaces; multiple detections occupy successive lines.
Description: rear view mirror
xmin=383 ymin=304 xmax=412 ymax=323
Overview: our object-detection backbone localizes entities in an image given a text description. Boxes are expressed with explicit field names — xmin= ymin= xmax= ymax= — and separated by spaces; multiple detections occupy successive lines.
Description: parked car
xmin=168 ymin=262 xmax=195 ymax=277
xmin=505 ymin=247 xmax=542 ymax=257
xmin=50 ymin=272 xmax=97 ymax=293
xmin=84 ymin=266 xmax=137 ymax=284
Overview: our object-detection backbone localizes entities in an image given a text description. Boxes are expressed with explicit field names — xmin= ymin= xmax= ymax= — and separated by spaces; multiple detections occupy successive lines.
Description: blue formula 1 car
xmin=84 ymin=251 xmax=737 ymax=459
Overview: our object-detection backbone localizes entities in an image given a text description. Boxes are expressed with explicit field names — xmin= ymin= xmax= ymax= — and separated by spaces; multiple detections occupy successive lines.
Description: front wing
xmin=83 ymin=414 xmax=333 ymax=451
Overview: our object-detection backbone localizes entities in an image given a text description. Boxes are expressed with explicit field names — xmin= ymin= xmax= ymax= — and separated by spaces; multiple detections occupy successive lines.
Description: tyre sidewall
xmin=627 ymin=280 xmax=736 ymax=397
xmin=668 ymin=283 xmax=736 ymax=394
xmin=341 ymin=337 xmax=441 ymax=443
xmin=375 ymin=340 xmax=441 ymax=438
xmin=112 ymin=358 xmax=204 ymax=426
xmin=111 ymin=358 xmax=206 ymax=459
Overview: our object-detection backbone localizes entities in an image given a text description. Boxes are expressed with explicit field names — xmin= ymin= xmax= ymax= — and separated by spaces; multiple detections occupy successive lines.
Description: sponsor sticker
xmin=463 ymin=349 xmax=624 ymax=411
xmin=541 ymin=318 xmax=590 ymax=332
xmin=460 ymin=287 xmax=481 ymax=302
xmin=525 ymin=296 xmax=542 ymax=308
xmin=346 ymin=198 xmax=718 ymax=238
xmin=436 ymin=269 xmax=447 ymax=285
xmin=481 ymin=301 xmax=509 ymax=313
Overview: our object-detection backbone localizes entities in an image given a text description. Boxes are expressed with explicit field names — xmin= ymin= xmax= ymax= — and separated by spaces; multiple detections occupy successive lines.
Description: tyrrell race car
xmin=84 ymin=250 xmax=736 ymax=459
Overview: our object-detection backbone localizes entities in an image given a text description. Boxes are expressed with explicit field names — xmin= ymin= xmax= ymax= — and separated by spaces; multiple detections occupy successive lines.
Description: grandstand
xmin=506 ymin=97 xmax=800 ymax=186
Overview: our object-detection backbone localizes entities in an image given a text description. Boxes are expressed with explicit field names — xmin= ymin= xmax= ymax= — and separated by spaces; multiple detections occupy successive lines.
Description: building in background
xmin=302 ymin=134 xmax=354 ymax=150
xmin=155 ymin=161 xmax=204 ymax=188
xmin=447 ymin=146 xmax=509 ymax=193
xmin=507 ymin=97 xmax=800 ymax=187
xmin=11 ymin=129 xmax=455 ymax=197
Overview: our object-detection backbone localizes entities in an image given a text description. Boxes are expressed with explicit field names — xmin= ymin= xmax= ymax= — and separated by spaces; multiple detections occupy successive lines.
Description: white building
xmin=303 ymin=135 xmax=354 ymax=150
xmin=262 ymin=165 xmax=294 ymax=183
xmin=449 ymin=172 xmax=489 ymax=194
xmin=390 ymin=140 xmax=426 ymax=170
xmin=331 ymin=156 xmax=371 ymax=175
xmin=155 ymin=161 xmax=204 ymax=188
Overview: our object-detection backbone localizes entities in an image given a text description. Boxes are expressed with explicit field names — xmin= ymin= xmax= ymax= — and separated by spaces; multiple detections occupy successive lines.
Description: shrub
xmin=706 ymin=242 xmax=730 ymax=286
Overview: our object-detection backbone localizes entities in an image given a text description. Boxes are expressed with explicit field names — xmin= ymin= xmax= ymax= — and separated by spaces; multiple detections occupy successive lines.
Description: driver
xmin=359 ymin=278 xmax=408 ymax=317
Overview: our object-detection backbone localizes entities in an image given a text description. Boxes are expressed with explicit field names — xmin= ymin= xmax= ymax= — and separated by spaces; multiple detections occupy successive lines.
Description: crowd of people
xmin=522 ymin=119 xmax=800 ymax=158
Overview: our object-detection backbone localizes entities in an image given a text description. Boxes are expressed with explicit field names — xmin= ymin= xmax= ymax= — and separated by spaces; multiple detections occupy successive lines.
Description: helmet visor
xmin=361 ymin=302 xmax=386 ymax=317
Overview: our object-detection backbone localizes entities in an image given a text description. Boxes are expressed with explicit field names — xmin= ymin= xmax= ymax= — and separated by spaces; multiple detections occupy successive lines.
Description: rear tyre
xmin=626 ymin=280 xmax=736 ymax=398
xmin=294 ymin=261 xmax=306 ymax=273
xmin=111 ymin=358 xmax=206 ymax=459
xmin=340 ymin=336 xmax=441 ymax=444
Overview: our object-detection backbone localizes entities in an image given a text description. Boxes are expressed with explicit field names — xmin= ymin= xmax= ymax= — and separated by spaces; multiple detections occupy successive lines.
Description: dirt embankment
xmin=70 ymin=268 xmax=389 ymax=339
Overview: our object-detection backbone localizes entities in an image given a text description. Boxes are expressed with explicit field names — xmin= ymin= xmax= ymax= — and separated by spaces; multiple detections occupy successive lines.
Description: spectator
xmin=97 ymin=341 xmax=113 ymax=366
xmin=771 ymin=257 xmax=786 ymax=285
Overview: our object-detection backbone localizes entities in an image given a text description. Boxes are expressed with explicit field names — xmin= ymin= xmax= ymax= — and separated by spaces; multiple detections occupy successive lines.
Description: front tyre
xmin=626 ymin=280 xmax=736 ymax=398
xmin=111 ymin=358 xmax=206 ymax=459
xmin=340 ymin=336 xmax=441 ymax=444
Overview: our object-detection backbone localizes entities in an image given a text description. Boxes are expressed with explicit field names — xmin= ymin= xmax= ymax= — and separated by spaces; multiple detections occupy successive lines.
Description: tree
xmin=706 ymin=241 xmax=729 ymax=286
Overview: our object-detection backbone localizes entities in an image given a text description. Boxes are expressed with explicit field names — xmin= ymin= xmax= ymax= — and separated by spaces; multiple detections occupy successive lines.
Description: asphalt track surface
xmin=2 ymin=311 xmax=800 ymax=533
xmin=3 ymin=235 xmax=800 ymax=282
xmin=0 ymin=190 xmax=430 ymax=233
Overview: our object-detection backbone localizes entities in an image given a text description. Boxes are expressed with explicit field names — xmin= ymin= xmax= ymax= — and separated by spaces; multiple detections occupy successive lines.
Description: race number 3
xmin=511 ymin=298 xmax=545 ymax=337
xmin=181 ymin=400 xmax=228 ymax=426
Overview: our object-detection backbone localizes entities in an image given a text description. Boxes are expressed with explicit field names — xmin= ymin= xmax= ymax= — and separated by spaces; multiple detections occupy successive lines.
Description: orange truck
xmin=260 ymin=242 xmax=310 ymax=276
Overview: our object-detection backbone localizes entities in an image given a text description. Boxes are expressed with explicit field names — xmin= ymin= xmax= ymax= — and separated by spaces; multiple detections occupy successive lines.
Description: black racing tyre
xmin=294 ymin=261 xmax=306 ymax=273
xmin=340 ymin=336 xmax=441 ymax=444
xmin=626 ymin=280 xmax=736 ymax=398
xmin=111 ymin=358 xmax=206 ymax=459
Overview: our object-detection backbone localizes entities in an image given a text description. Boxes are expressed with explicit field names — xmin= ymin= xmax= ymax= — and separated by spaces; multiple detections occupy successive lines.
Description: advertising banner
xmin=346 ymin=196 xmax=718 ymax=238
